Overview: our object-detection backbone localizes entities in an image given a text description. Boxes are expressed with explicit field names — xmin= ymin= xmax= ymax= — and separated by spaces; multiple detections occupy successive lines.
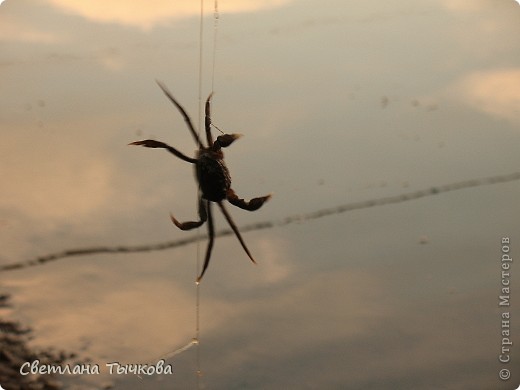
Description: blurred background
xmin=0 ymin=0 xmax=519 ymax=388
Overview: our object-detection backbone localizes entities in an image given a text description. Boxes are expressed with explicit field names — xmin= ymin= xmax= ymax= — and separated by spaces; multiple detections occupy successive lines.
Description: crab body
xmin=196 ymin=150 xmax=231 ymax=202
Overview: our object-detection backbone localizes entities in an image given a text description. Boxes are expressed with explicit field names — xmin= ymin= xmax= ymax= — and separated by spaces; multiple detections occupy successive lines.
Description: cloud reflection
xmin=439 ymin=0 xmax=490 ymax=12
xmin=46 ymin=0 xmax=294 ymax=29
xmin=6 ymin=260 xmax=230 ymax=362
xmin=1 ymin=129 xmax=115 ymax=221
xmin=192 ymin=269 xmax=502 ymax=390
xmin=255 ymin=237 xmax=291 ymax=283
xmin=0 ymin=14 xmax=61 ymax=43
xmin=451 ymin=68 xmax=520 ymax=124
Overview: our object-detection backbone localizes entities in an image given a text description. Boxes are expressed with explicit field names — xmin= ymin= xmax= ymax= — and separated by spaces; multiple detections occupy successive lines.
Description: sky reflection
xmin=1 ymin=0 xmax=519 ymax=389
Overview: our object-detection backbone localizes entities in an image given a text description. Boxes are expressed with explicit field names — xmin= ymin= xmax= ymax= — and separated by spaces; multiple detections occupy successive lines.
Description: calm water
xmin=1 ymin=0 xmax=519 ymax=389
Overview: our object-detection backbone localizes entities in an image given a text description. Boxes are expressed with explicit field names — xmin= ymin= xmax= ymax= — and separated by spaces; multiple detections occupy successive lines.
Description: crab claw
xmin=217 ymin=133 xmax=242 ymax=148
xmin=129 ymin=140 xmax=164 ymax=148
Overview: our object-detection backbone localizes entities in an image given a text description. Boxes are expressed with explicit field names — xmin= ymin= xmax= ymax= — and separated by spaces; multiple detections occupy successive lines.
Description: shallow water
xmin=1 ymin=1 xmax=519 ymax=389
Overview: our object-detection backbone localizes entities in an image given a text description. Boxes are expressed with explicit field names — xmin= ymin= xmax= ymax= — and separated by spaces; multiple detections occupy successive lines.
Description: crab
xmin=130 ymin=81 xmax=271 ymax=282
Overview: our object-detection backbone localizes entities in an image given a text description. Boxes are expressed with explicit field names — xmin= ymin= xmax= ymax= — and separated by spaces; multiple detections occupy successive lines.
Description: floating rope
xmin=2 ymin=171 xmax=519 ymax=273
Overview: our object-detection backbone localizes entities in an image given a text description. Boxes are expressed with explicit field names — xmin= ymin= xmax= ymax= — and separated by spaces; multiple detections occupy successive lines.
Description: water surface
xmin=1 ymin=0 xmax=519 ymax=388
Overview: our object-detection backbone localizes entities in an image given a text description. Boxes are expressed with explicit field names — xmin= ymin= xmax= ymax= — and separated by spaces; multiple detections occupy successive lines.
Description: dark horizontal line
xmin=1 ymin=171 xmax=519 ymax=272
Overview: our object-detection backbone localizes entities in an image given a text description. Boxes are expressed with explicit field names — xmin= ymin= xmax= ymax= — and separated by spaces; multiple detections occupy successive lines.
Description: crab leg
xmin=217 ymin=201 xmax=256 ymax=265
xmin=129 ymin=140 xmax=197 ymax=164
xmin=170 ymin=196 xmax=207 ymax=230
xmin=205 ymin=93 xmax=214 ymax=147
xmin=197 ymin=201 xmax=215 ymax=282
xmin=156 ymin=80 xmax=204 ymax=149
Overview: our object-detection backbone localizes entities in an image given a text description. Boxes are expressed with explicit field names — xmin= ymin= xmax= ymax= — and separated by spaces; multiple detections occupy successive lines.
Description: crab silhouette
xmin=130 ymin=81 xmax=271 ymax=281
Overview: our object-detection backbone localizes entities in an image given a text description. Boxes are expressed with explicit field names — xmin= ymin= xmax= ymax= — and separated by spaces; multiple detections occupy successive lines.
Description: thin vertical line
xmin=198 ymin=0 xmax=204 ymax=132
xmin=196 ymin=1 xmax=204 ymax=388
xmin=211 ymin=0 xmax=219 ymax=94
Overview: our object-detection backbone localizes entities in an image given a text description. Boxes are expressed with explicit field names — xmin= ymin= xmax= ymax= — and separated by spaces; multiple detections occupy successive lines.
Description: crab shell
xmin=196 ymin=149 xmax=231 ymax=202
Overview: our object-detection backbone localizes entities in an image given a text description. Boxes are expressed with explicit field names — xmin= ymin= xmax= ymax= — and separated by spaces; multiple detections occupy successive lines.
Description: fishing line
xmin=195 ymin=1 xmax=219 ymax=387
xmin=195 ymin=0 xmax=204 ymax=387
xmin=211 ymin=0 xmax=219 ymax=94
